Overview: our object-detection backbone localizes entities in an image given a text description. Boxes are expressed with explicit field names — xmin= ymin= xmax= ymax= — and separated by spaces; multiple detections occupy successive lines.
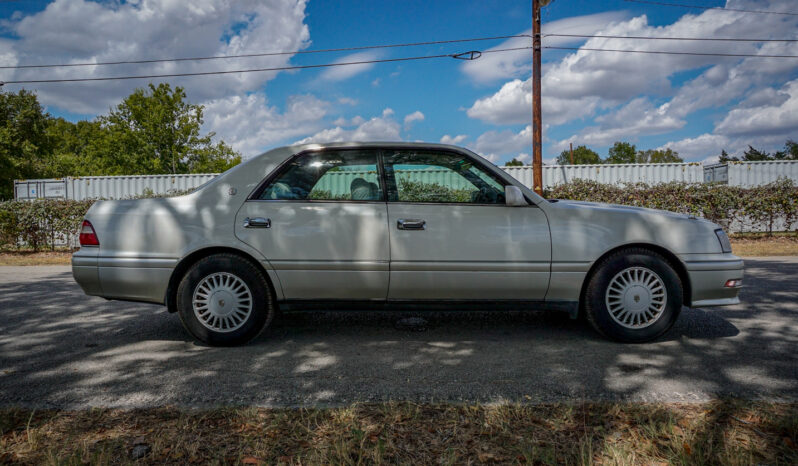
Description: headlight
xmin=715 ymin=229 xmax=732 ymax=253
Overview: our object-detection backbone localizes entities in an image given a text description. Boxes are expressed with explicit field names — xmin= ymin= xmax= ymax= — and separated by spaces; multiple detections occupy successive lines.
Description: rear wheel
xmin=177 ymin=253 xmax=275 ymax=346
xmin=584 ymin=248 xmax=682 ymax=343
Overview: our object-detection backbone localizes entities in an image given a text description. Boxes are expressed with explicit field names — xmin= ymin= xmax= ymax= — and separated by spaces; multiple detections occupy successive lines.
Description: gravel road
xmin=1 ymin=258 xmax=796 ymax=408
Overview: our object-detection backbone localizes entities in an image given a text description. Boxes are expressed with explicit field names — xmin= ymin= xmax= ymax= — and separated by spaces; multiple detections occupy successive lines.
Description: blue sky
xmin=1 ymin=0 xmax=796 ymax=164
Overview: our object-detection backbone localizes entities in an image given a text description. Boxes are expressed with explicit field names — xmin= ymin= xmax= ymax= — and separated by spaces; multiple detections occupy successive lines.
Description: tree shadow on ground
xmin=0 ymin=259 xmax=795 ymax=409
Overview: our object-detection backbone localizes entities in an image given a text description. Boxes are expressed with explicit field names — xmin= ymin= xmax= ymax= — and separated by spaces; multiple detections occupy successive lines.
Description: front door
xmin=383 ymin=149 xmax=551 ymax=300
xmin=236 ymin=149 xmax=389 ymax=300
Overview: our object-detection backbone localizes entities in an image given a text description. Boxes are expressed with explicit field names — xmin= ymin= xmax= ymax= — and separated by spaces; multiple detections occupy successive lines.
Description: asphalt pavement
xmin=1 ymin=258 xmax=796 ymax=408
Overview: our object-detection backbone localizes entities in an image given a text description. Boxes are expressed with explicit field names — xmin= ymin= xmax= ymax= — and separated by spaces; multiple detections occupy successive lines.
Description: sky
xmin=0 ymin=0 xmax=797 ymax=165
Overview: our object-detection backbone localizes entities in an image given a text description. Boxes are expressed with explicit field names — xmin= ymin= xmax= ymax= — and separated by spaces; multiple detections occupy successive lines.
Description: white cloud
xmin=465 ymin=1 xmax=798 ymax=133
xmin=403 ymin=110 xmax=425 ymax=127
xmin=294 ymin=108 xmax=401 ymax=144
xmin=715 ymin=78 xmax=798 ymax=137
xmin=440 ymin=134 xmax=468 ymax=145
xmin=5 ymin=0 xmax=310 ymax=114
xmin=460 ymin=11 xmax=629 ymax=83
xmin=467 ymin=78 xmax=600 ymax=125
xmin=338 ymin=97 xmax=358 ymax=106
xmin=657 ymin=134 xmax=730 ymax=161
xmin=203 ymin=93 xmax=329 ymax=156
xmin=471 ymin=126 xmax=531 ymax=160
xmin=553 ymin=97 xmax=685 ymax=151
xmin=318 ymin=51 xmax=380 ymax=81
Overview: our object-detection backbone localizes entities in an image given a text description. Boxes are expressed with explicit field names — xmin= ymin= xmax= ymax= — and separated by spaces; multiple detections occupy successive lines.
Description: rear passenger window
xmin=259 ymin=150 xmax=382 ymax=201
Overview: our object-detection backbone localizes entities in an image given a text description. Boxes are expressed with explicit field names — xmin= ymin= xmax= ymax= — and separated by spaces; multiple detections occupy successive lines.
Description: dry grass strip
xmin=1 ymin=400 xmax=796 ymax=464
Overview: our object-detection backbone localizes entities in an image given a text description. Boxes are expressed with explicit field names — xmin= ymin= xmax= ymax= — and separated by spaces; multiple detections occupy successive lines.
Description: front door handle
xmin=397 ymin=219 xmax=426 ymax=230
xmin=243 ymin=217 xmax=271 ymax=228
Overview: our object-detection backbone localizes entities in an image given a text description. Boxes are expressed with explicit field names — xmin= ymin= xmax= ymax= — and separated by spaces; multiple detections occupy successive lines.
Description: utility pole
xmin=531 ymin=0 xmax=545 ymax=195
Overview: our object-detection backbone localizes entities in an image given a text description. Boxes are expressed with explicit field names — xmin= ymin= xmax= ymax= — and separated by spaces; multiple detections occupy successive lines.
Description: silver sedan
xmin=72 ymin=142 xmax=743 ymax=345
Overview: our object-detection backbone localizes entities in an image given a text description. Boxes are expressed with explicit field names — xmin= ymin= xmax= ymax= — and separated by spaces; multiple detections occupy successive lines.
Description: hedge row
xmin=1 ymin=179 xmax=796 ymax=251
xmin=546 ymin=178 xmax=798 ymax=234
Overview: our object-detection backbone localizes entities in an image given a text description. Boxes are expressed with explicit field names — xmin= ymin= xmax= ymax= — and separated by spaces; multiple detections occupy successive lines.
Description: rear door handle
xmin=397 ymin=219 xmax=426 ymax=230
xmin=243 ymin=217 xmax=271 ymax=228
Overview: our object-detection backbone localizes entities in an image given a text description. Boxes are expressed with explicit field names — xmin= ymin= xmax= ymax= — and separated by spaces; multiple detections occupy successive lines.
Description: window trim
xmin=248 ymin=144 xmax=531 ymax=207
xmin=248 ymin=148 xmax=387 ymax=203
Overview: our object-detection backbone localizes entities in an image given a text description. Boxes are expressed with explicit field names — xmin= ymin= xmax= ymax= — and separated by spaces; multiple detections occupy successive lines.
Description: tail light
xmin=79 ymin=220 xmax=99 ymax=246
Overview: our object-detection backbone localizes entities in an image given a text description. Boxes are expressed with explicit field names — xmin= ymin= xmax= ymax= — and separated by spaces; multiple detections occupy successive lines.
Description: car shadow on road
xmin=0 ymin=259 xmax=795 ymax=408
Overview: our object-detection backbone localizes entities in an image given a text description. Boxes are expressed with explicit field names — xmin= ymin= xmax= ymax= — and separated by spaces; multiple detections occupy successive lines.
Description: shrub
xmin=546 ymin=178 xmax=798 ymax=235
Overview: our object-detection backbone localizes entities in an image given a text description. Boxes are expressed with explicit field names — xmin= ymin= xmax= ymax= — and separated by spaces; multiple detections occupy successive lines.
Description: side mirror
xmin=505 ymin=185 xmax=528 ymax=206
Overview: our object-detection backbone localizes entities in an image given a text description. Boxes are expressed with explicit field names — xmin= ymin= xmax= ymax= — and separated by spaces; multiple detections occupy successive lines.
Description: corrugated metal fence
xmin=704 ymin=161 xmax=798 ymax=187
xmin=14 ymin=174 xmax=218 ymax=201
xmin=503 ymin=163 xmax=704 ymax=187
xmin=13 ymin=161 xmax=798 ymax=200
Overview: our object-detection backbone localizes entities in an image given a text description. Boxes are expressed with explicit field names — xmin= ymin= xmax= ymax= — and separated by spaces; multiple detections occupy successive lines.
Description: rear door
xmin=383 ymin=148 xmax=551 ymax=300
xmin=236 ymin=149 xmax=389 ymax=300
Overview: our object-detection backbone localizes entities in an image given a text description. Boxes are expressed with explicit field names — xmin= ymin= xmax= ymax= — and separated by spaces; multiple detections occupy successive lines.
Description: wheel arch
xmin=165 ymin=246 xmax=277 ymax=313
xmin=578 ymin=243 xmax=692 ymax=312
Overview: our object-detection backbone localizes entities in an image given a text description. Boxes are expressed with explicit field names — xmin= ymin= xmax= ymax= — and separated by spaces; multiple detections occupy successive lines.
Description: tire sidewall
xmin=587 ymin=252 xmax=682 ymax=343
xmin=177 ymin=255 xmax=273 ymax=346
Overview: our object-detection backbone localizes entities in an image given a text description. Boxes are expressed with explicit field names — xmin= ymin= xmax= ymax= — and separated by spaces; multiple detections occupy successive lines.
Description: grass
xmin=730 ymin=233 xmax=798 ymax=257
xmin=1 ymin=401 xmax=796 ymax=464
xmin=0 ymin=250 xmax=72 ymax=266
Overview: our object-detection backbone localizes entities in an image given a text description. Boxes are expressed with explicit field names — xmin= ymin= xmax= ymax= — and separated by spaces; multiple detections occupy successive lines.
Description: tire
xmin=584 ymin=248 xmax=682 ymax=343
xmin=176 ymin=253 xmax=275 ymax=346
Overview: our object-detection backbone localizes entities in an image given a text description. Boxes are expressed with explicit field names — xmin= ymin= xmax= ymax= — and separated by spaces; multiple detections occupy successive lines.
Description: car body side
xmin=72 ymin=142 xmax=743 ymax=314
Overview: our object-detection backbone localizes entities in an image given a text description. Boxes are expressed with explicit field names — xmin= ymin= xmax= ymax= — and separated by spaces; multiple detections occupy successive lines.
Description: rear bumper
xmin=682 ymin=254 xmax=744 ymax=307
xmin=71 ymin=251 xmax=175 ymax=304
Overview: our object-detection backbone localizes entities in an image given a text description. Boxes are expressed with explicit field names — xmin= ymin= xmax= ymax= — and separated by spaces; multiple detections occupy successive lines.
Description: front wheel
xmin=584 ymin=249 xmax=682 ymax=343
xmin=176 ymin=253 xmax=275 ymax=346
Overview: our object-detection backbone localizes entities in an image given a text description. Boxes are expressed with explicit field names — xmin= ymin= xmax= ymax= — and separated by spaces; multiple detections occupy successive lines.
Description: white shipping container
xmin=724 ymin=161 xmax=798 ymax=187
xmin=502 ymin=162 xmax=703 ymax=189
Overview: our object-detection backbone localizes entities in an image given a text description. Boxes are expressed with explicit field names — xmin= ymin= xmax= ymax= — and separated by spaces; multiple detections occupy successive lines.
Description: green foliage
xmin=546 ymin=178 xmax=798 ymax=235
xmin=557 ymin=145 xmax=602 ymax=165
xmin=636 ymin=148 xmax=683 ymax=163
xmin=99 ymin=83 xmax=241 ymax=175
xmin=397 ymin=178 xmax=473 ymax=203
xmin=0 ymin=85 xmax=241 ymax=200
xmin=718 ymin=141 xmax=798 ymax=162
xmin=0 ymin=199 xmax=94 ymax=251
xmin=504 ymin=158 xmax=524 ymax=167
xmin=0 ymin=90 xmax=52 ymax=199
xmin=606 ymin=141 xmax=637 ymax=164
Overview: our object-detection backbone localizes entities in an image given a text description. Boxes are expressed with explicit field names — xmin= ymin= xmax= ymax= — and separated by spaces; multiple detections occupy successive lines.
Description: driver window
xmin=259 ymin=150 xmax=382 ymax=201
xmin=383 ymin=150 xmax=506 ymax=204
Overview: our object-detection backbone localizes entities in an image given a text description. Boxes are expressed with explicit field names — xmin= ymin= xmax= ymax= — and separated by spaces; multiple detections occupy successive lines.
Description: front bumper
xmin=682 ymin=254 xmax=744 ymax=307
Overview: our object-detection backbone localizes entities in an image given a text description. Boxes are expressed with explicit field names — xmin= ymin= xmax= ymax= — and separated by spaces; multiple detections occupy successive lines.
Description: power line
xmin=544 ymin=33 xmax=798 ymax=42
xmin=0 ymin=47 xmax=532 ymax=85
xmin=545 ymin=45 xmax=798 ymax=58
xmin=622 ymin=0 xmax=798 ymax=16
xmin=0 ymin=34 xmax=532 ymax=70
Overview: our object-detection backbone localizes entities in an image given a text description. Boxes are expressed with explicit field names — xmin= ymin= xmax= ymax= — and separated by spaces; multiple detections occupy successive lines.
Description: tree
xmin=742 ymin=145 xmax=771 ymax=161
xmin=98 ymin=83 xmax=240 ymax=175
xmin=605 ymin=141 xmax=637 ymax=164
xmin=0 ymin=90 xmax=52 ymax=199
xmin=504 ymin=158 xmax=524 ymax=166
xmin=719 ymin=149 xmax=736 ymax=163
xmin=774 ymin=139 xmax=798 ymax=160
xmin=636 ymin=148 xmax=683 ymax=163
xmin=556 ymin=145 xmax=601 ymax=165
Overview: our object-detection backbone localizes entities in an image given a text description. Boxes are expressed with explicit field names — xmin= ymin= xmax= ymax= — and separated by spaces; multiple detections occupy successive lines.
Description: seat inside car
xmin=350 ymin=178 xmax=379 ymax=200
